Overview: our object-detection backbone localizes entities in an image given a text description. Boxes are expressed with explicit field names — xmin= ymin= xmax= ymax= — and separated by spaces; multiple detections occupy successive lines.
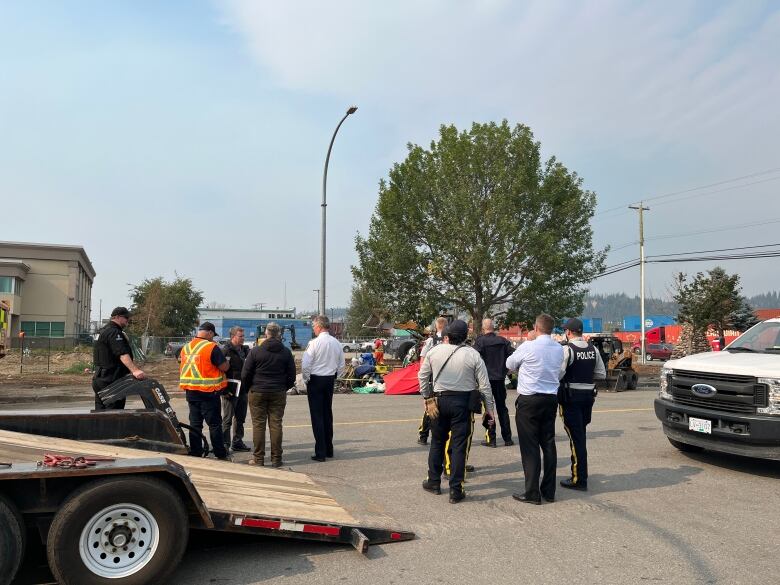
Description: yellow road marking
xmin=284 ymin=408 xmax=652 ymax=429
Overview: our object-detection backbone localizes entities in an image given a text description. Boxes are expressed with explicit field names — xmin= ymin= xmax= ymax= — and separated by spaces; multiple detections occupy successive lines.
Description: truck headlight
xmin=757 ymin=378 xmax=780 ymax=415
xmin=659 ymin=367 xmax=674 ymax=400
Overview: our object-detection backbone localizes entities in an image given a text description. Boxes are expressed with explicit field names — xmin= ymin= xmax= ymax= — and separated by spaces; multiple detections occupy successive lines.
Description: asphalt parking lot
xmin=10 ymin=388 xmax=780 ymax=585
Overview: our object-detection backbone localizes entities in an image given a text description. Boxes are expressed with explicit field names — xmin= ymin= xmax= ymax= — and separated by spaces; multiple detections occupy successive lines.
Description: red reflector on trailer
xmin=302 ymin=524 xmax=341 ymax=536
xmin=390 ymin=532 xmax=402 ymax=540
xmin=241 ymin=518 xmax=282 ymax=530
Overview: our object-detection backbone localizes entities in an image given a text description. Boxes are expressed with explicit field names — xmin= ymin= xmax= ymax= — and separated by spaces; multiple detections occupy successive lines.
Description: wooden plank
xmin=0 ymin=429 xmax=355 ymax=524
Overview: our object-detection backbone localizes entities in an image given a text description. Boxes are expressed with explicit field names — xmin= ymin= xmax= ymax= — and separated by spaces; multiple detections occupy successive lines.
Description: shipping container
xmin=622 ymin=314 xmax=677 ymax=332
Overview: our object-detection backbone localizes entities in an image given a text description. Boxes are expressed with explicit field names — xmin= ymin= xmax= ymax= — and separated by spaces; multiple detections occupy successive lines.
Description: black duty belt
xmin=437 ymin=391 xmax=469 ymax=397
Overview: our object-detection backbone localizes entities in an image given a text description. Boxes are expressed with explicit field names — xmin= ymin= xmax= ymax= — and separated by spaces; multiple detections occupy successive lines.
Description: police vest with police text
xmin=179 ymin=338 xmax=227 ymax=392
xmin=563 ymin=341 xmax=597 ymax=385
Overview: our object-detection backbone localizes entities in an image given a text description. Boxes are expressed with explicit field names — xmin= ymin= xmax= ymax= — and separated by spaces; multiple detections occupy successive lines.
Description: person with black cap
xmin=179 ymin=322 xmax=231 ymax=460
xmin=558 ymin=317 xmax=606 ymax=492
xmin=91 ymin=307 xmax=145 ymax=410
xmin=419 ymin=319 xmax=495 ymax=504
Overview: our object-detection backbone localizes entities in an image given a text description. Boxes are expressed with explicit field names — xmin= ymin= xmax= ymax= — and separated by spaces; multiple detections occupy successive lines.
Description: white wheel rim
xmin=79 ymin=503 xmax=160 ymax=578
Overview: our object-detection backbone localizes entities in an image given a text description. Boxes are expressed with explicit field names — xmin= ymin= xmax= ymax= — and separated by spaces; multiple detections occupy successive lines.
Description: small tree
xmin=128 ymin=276 xmax=204 ymax=337
xmin=729 ymin=297 xmax=760 ymax=332
xmin=673 ymin=267 xmax=752 ymax=355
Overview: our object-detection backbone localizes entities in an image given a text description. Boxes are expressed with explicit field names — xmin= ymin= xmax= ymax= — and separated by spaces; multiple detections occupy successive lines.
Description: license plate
xmin=689 ymin=417 xmax=712 ymax=434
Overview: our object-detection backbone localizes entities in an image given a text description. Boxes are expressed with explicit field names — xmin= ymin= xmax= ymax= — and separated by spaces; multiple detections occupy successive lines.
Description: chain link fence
xmin=1 ymin=335 xmax=95 ymax=375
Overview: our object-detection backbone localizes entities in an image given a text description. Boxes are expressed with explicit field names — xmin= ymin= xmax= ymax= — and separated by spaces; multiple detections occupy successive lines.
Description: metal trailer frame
xmin=0 ymin=456 xmax=414 ymax=554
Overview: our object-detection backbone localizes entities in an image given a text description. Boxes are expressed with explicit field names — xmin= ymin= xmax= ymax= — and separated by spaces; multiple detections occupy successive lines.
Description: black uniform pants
xmin=221 ymin=392 xmax=248 ymax=447
xmin=486 ymin=378 xmax=512 ymax=444
xmin=188 ymin=396 xmax=227 ymax=459
xmin=91 ymin=376 xmax=125 ymax=411
xmin=515 ymin=393 xmax=558 ymax=501
xmin=307 ymin=374 xmax=335 ymax=459
xmin=559 ymin=390 xmax=595 ymax=486
xmin=428 ymin=393 xmax=473 ymax=496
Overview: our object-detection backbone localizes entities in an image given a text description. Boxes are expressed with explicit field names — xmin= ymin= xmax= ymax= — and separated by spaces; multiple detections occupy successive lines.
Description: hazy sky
xmin=1 ymin=1 xmax=779 ymax=319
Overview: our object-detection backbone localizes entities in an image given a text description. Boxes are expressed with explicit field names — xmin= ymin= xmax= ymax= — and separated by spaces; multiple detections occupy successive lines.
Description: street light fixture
xmin=320 ymin=105 xmax=358 ymax=316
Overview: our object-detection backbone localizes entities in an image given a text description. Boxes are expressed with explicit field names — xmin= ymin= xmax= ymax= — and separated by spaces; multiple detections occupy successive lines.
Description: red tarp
xmin=384 ymin=362 xmax=421 ymax=395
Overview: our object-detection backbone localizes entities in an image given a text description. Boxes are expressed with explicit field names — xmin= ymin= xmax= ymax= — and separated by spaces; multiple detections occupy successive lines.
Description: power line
xmin=646 ymin=217 xmax=780 ymax=242
xmin=594 ymin=166 xmax=780 ymax=218
xmin=648 ymin=242 xmax=780 ymax=258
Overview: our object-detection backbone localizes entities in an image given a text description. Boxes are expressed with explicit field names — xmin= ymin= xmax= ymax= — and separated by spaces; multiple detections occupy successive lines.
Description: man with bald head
xmin=473 ymin=318 xmax=514 ymax=447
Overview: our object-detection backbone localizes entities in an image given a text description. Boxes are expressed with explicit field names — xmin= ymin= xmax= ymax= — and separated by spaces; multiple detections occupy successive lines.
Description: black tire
xmin=645 ymin=353 xmax=653 ymax=361
xmin=0 ymin=492 xmax=25 ymax=585
xmin=668 ymin=437 xmax=704 ymax=453
xmin=343 ymin=346 xmax=350 ymax=353
xmin=627 ymin=372 xmax=638 ymax=390
xmin=47 ymin=476 xmax=188 ymax=585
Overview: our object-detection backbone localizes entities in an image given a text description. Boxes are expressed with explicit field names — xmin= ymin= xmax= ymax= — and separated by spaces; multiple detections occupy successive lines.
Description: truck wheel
xmin=47 ymin=476 xmax=188 ymax=585
xmin=645 ymin=353 xmax=653 ymax=361
xmin=668 ymin=437 xmax=704 ymax=453
xmin=343 ymin=346 xmax=350 ymax=353
xmin=0 ymin=493 xmax=25 ymax=585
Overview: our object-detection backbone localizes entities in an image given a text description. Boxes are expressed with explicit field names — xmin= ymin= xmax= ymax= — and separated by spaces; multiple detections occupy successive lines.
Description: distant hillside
xmin=749 ymin=292 xmax=780 ymax=308
xmin=583 ymin=291 xmax=779 ymax=324
xmin=583 ymin=293 xmax=678 ymax=323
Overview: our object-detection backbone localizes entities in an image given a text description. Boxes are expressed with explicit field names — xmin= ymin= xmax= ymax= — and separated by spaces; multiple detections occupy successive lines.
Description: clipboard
xmin=227 ymin=379 xmax=242 ymax=397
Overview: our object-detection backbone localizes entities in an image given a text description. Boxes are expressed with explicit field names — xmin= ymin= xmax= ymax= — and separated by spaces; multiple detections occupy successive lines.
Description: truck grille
xmin=673 ymin=370 xmax=754 ymax=385
xmin=671 ymin=394 xmax=755 ymax=414
xmin=671 ymin=370 xmax=762 ymax=414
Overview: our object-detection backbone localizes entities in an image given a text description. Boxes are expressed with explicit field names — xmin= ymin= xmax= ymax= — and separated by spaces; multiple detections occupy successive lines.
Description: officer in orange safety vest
xmin=180 ymin=322 xmax=231 ymax=460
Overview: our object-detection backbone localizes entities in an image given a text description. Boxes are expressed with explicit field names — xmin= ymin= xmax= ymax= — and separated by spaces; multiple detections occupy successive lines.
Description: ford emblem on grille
xmin=691 ymin=383 xmax=717 ymax=397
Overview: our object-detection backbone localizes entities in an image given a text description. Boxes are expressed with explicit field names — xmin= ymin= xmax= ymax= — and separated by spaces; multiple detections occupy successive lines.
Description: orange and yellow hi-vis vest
xmin=179 ymin=338 xmax=227 ymax=393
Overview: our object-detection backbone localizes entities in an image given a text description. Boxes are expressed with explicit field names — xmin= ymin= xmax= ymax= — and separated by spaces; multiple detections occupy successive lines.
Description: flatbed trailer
xmin=0 ymin=380 xmax=414 ymax=585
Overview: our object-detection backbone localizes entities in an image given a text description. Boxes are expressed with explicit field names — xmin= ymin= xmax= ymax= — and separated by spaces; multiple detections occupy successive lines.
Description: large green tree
xmin=353 ymin=120 xmax=606 ymax=334
xmin=128 ymin=276 xmax=204 ymax=337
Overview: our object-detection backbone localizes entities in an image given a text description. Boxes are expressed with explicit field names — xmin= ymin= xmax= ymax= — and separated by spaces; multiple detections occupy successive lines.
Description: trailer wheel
xmin=667 ymin=437 xmax=704 ymax=453
xmin=0 ymin=493 xmax=25 ymax=585
xmin=47 ymin=476 xmax=188 ymax=585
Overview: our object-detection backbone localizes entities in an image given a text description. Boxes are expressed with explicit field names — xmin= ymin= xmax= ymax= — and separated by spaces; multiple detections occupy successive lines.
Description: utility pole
xmin=629 ymin=202 xmax=650 ymax=364
xmin=313 ymin=289 xmax=320 ymax=316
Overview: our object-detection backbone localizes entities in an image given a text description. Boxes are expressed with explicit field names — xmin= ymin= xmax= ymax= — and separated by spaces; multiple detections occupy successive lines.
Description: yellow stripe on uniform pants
xmin=559 ymin=404 xmax=579 ymax=484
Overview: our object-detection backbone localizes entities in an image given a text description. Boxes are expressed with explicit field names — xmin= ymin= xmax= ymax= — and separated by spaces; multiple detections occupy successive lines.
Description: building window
xmin=19 ymin=321 xmax=65 ymax=337
xmin=0 ymin=276 xmax=21 ymax=294
xmin=269 ymin=314 xmax=276 ymax=319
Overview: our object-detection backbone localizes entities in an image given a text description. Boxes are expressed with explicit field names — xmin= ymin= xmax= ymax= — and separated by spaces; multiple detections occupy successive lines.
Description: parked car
xmin=340 ymin=339 xmax=373 ymax=353
xmin=645 ymin=343 xmax=674 ymax=361
xmin=165 ymin=341 xmax=185 ymax=359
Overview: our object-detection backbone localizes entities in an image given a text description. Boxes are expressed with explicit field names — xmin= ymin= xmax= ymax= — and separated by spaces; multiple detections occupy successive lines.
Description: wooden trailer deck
xmin=0 ymin=429 xmax=355 ymax=525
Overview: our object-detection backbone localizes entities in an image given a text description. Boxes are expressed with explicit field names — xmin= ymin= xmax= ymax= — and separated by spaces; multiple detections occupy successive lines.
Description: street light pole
xmin=321 ymin=105 xmax=358 ymax=316
xmin=313 ymin=289 xmax=320 ymax=315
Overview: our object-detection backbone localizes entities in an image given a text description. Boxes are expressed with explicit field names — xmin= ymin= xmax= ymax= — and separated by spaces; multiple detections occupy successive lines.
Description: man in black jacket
xmin=92 ymin=307 xmax=145 ymax=410
xmin=221 ymin=326 xmax=251 ymax=452
xmin=241 ymin=322 xmax=297 ymax=467
xmin=473 ymin=318 xmax=514 ymax=447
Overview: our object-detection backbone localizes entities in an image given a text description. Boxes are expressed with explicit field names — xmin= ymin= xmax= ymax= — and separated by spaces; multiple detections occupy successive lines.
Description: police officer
xmin=558 ymin=318 xmax=606 ymax=491
xmin=473 ymin=318 xmax=514 ymax=447
xmin=419 ymin=320 xmax=494 ymax=504
xmin=221 ymin=326 xmax=251 ymax=453
xmin=417 ymin=316 xmax=448 ymax=445
xmin=180 ymin=322 xmax=231 ymax=460
xmin=92 ymin=307 xmax=145 ymax=410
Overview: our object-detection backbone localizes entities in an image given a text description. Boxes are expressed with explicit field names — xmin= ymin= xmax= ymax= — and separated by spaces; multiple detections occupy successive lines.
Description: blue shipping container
xmin=622 ymin=315 xmax=677 ymax=332
xmin=559 ymin=317 xmax=604 ymax=333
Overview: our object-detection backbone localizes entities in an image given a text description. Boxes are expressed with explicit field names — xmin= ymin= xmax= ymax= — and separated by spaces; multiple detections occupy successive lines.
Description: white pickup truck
xmin=655 ymin=318 xmax=780 ymax=460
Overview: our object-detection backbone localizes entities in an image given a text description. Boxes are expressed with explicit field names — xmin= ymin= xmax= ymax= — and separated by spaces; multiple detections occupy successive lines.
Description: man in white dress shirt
xmin=506 ymin=314 xmax=564 ymax=505
xmin=302 ymin=315 xmax=346 ymax=462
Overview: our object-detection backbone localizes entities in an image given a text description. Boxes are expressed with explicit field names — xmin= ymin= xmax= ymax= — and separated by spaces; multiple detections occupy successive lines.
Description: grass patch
xmin=61 ymin=361 xmax=94 ymax=374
